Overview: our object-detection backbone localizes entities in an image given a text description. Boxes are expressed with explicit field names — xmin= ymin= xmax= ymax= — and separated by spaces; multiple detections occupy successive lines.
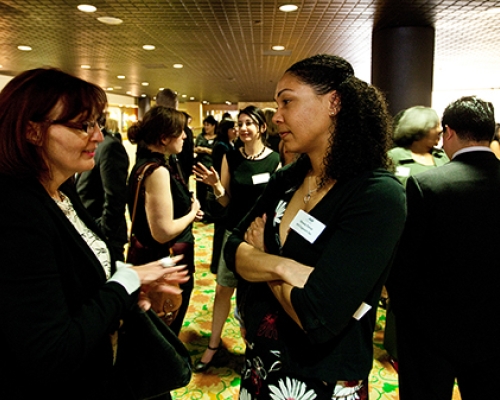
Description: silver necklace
xmin=303 ymin=176 xmax=320 ymax=204
xmin=242 ymin=146 xmax=265 ymax=160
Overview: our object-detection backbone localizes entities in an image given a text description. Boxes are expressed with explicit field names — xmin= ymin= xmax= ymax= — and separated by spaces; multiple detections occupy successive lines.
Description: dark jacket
xmin=76 ymin=130 xmax=129 ymax=258
xmin=387 ymin=150 xmax=500 ymax=362
xmin=0 ymin=175 xmax=136 ymax=399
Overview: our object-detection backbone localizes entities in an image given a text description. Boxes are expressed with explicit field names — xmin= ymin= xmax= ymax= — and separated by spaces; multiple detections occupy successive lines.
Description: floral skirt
xmin=238 ymin=326 xmax=369 ymax=400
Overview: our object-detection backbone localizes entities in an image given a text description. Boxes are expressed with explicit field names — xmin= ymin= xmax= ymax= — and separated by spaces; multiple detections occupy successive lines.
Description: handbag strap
xmin=129 ymin=162 xmax=158 ymax=234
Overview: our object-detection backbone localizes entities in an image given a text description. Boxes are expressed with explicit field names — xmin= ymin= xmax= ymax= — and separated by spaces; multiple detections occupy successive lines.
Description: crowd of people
xmin=0 ymin=53 xmax=498 ymax=400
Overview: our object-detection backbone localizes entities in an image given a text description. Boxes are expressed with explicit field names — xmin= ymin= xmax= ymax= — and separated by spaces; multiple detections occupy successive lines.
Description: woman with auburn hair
xmin=224 ymin=54 xmax=406 ymax=399
xmin=127 ymin=106 xmax=203 ymax=336
xmin=0 ymin=68 xmax=188 ymax=399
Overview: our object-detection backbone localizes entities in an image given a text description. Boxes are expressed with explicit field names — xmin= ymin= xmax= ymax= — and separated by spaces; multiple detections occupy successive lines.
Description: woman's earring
xmin=329 ymin=109 xmax=337 ymax=117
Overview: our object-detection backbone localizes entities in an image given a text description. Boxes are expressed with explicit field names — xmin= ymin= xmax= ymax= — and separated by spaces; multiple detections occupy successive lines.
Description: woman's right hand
xmin=193 ymin=162 xmax=219 ymax=186
xmin=131 ymin=256 xmax=190 ymax=311
xmin=130 ymin=255 xmax=187 ymax=284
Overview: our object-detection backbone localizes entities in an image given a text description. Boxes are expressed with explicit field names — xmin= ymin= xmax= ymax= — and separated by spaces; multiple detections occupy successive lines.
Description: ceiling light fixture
xmin=81 ymin=64 xmax=91 ymax=69
xmin=77 ymin=4 xmax=97 ymax=13
xmin=141 ymin=82 xmax=149 ymax=86
xmin=143 ymin=45 xmax=155 ymax=50
xmin=97 ymin=17 xmax=123 ymax=25
xmin=17 ymin=45 xmax=32 ymax=51
xmin=117 ymin=75 xmax=125 ymax=79
xmin=190 ymin=97 xmax=195 ymax=101
xmin=173 ymin=64 xmax=184 ymax=69
xmin=485 ymin=7 xmax=500 ymax=13
xmin=272 ymin=45 xmax=286 ymax=51
xmin=279 ymin=4 xmax=298 ymax=12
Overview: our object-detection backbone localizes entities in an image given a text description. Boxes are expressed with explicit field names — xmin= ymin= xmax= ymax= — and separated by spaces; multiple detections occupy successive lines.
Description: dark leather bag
xmin=126 ymin=162 xmax=182 ymax=326
xmin=114 ymin=309 xmax=192 ymax=399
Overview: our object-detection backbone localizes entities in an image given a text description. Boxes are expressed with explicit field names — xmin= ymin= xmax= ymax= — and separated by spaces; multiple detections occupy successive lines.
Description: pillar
xmin=372 ymin=26 xmax=435 ymax=117
xmin=138 ymin=96 xmax=151 ymax=120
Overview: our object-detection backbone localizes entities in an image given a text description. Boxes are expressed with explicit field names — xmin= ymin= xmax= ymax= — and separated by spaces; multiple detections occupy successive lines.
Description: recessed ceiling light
xmin=182 ymin=94 xmax=187 ymax=98
xmin=143 ymin=45 xmax=155 ymax=50
xmin=81 ymin=64 xmax=91 ymax=69
xmin=114 ymin=86 xmax=122 ymax=90
xmin=272 ymin=45 xmax=286 ymax=51
xmin=141 ymin=82 xmax=149 ymax=86
xmin=485 ymin=7 xmax=500 ymax=13
xmin=190 ymin=97 xmax=195 ymax=101
xmin=117 ymin=75 xmax=125 ymax=79
xmin=17 ymin=45 xmax=32 ymax=51
xmin=141 ymin=94 xmax=147 ymax=97
xmin=77 ymin=4 xmax=97 ymax=13
xmin=106 ymin=87 xmax=113 ymax=91
xmin=126 ymin=91 xmax=132 ymax=95
xmin=173 ymin=64 xmax=184 ymax=69
xmin=97 ymin=17 xmax=123 ymax=25
xmin=0 ymin=65 xmax=3 ymax=68
xmin=279 ymin=4 xmax=298 ymax=12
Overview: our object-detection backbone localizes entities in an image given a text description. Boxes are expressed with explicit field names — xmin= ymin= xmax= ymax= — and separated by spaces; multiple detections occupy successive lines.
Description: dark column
xmin=138 ymin=96 xmax=151 ymax=120
xmin=372 ymin=26 xmax=435 ymax=117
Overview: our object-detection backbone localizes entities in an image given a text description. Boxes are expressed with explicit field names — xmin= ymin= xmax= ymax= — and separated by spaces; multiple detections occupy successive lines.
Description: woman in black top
xmin=193 ymin=106 xmax=280 ymax=372
xmin=127 ymin=106 xmax=203 ymax=336
xmin=206 ymin=119 xmax=238 ymax=273
xmin=224 ymin=55 xmax=406 ymax=399
xmin=194 ymin=115 xmax=218 ymax=220
xmin=0 ymin=68 xmax=187 ymax=399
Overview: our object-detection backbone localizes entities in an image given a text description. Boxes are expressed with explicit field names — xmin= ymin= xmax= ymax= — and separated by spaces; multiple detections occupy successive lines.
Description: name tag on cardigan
xmin=395 ymin=166 xmax=411 ymax=177
xmin=252 ymin=172 xmax=271 ymax=185
xmin=290 ymin=209 xmax=325 ymax=243
xmin=353 ymin=302 xmax=372 ymax=320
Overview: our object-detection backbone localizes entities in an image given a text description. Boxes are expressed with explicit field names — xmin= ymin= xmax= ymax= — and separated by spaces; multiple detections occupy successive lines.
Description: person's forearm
xmin=268 ymin=281 xmax=303 ymax=329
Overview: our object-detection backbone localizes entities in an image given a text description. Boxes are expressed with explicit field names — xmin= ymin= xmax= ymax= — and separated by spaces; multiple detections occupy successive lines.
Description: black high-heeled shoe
xmin=194 ymin=342 xmax=223 ymax=373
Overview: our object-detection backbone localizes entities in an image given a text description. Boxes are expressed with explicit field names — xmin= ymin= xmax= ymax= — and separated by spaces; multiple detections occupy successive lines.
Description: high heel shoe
xmin=194 ymin=341 xmax=223 ymax=373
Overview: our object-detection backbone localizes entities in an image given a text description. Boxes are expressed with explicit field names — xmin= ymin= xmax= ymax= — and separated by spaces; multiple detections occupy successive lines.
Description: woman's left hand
xmin=244 ymin=214 xmax=267 ymax=252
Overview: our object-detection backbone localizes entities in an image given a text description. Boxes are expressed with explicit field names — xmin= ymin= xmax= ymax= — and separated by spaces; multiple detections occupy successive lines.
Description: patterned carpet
xmin=171 ymin=221 xmax=462 ymax=400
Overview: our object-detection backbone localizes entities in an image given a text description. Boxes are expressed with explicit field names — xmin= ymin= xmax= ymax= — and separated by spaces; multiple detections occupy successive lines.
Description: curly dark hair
xmin=286 ymin=54 xmax=393 ymax=181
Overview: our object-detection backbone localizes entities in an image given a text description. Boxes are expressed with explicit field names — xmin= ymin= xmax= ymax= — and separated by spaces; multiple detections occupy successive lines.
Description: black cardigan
xmin=225 ymin=157 xmax=406 ymax=383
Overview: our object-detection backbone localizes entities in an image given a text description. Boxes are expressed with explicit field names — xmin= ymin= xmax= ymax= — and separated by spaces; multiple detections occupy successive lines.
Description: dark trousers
xmin=168 ymin=241 xmax=195 ymax=336
xmin=396 ymin=317 xmax=500 ymax=399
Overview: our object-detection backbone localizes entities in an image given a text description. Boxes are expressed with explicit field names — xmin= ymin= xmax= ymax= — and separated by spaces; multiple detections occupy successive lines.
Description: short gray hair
xmin=393 ymin=106 xmax=440 ymax=147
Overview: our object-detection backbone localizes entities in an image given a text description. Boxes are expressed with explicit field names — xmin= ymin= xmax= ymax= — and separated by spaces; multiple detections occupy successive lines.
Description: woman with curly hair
xmin=224 ymin=54 xmax=407 ymax=399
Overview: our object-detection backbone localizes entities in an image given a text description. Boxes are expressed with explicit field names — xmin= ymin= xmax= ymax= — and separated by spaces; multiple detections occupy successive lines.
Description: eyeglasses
xmin=47 ymin=118 xmax=104 ymax=135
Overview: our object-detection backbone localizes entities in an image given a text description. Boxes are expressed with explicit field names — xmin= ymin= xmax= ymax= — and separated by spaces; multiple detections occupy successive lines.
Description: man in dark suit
xmin=387 ymin=96 xmax=500 ymax=399
xmin=76 ymin=122 xmax=129 ymax=261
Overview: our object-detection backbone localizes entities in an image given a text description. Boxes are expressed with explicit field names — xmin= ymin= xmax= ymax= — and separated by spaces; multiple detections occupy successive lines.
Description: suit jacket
xmin=387 ymin=150 xmax=500 ymax=361
xmin=0 ymin=175 xmax=136 ymax=399
xmin=76 ymin=131 xmax=129 ymax=253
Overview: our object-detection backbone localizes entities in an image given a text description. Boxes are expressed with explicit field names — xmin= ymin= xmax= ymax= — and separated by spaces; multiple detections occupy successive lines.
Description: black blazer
xmin=0 ymin=175 xmax=136 ymax=399
xmin=76 ymin=131 xmax=129 ymax=250
xmin=387 ymin=150 xmax=500 ymax=362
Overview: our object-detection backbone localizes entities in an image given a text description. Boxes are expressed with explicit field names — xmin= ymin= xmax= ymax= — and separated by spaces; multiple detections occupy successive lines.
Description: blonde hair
xmin=105 ymin=118 xmax=119 ymax=133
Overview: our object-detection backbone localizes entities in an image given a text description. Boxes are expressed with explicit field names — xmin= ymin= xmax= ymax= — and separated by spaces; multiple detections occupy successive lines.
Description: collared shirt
xmin=452 ymin=146 xmax=493 ymax=159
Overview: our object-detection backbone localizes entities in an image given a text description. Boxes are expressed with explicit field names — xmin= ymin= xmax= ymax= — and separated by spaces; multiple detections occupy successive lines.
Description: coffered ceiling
xmin=0 ymin=0 xmax=499 ymax=104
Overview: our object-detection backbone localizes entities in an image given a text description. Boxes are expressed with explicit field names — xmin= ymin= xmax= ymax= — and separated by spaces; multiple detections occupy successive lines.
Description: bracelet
xmin=215 ymin=189 xmax=225 ymax=199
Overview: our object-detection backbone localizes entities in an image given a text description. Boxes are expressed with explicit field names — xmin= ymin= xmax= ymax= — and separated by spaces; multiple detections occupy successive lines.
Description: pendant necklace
xmin=242 ymin=146 xmax=265 ymax=160
xmin=303 ymin=176 xmax=320 ymax=204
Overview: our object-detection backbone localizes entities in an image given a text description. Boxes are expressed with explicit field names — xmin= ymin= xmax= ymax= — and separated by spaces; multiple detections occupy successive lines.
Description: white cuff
xmin=107 ymin=261 xmax=140 ymax=294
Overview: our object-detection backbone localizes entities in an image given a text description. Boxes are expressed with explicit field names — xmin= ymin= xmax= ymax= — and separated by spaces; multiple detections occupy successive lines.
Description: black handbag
xmin=114 ymin=309 xmax=192 ymax=399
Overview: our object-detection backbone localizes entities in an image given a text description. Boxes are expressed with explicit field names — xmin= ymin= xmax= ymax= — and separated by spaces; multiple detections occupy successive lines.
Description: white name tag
xmin=252 ymin=172 xmax=271 ymax=185
xmin=290 ymin=209 xmax=326 ymax=243
xmin=352 ymin=302 xmax=372 ymax=320
xmin=395 ymin=166 xmax=411 ymax=177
